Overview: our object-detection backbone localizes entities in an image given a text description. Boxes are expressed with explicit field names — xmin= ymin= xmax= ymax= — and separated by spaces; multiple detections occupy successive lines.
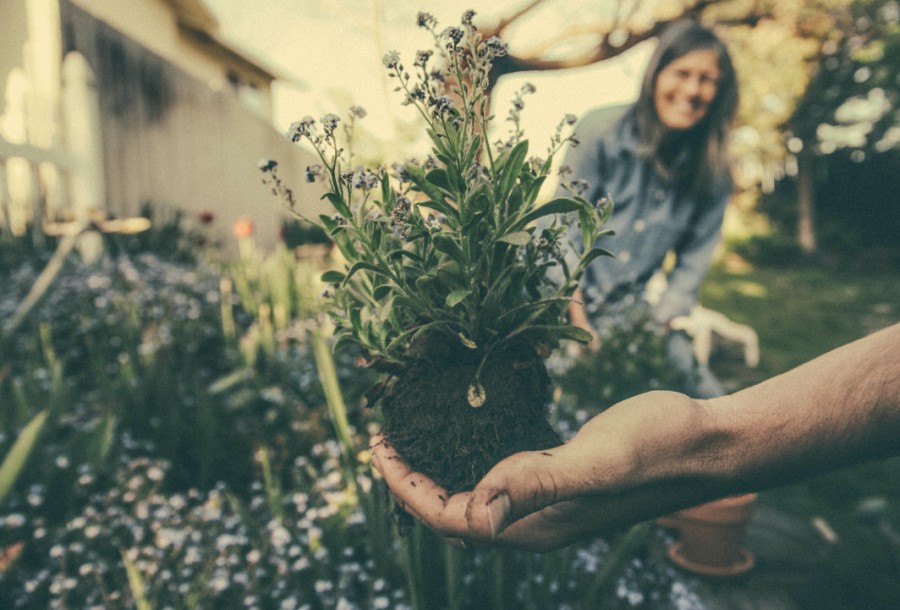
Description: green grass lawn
xmin=702 ymin=263 xmax=899 ymax=382
xmin=700 ymin=262 xmax=900 ymax=609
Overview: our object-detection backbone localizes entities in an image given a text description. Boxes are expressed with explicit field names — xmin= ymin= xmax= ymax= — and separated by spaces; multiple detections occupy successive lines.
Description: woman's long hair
xmin=632 ymin=20 xmax=739 ymax=200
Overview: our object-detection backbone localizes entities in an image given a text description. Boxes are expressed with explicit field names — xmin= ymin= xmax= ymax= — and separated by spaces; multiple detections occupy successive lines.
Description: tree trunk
xmin=796 ymin=152 xmax=817 ymax=254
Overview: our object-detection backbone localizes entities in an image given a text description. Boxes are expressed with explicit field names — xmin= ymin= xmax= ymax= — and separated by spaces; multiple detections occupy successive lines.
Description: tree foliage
xmin=789 ymin=0 xmax=900 ymax=158
xmin=477 ymin=0 xmax=898 ymax=252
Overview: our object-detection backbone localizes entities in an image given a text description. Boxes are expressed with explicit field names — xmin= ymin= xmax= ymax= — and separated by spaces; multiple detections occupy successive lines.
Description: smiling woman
xmin=653 ymin=49 xmax=721 ymax=131
xmin=557 ymin=19 xmax=740 ymax=401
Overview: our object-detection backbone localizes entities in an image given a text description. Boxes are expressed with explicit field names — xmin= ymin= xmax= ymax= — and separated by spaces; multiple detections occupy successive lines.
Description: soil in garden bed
xmin=379 ymin=337 xmax=561 ymax=494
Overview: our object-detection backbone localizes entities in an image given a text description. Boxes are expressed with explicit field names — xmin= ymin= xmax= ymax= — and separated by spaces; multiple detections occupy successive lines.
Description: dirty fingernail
xmin=486 ymin=493 xmax=510 ymax=537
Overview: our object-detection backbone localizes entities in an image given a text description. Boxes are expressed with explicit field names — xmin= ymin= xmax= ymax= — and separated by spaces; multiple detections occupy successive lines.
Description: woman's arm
xmin=371 ymin=323 xmax=900 ymax=552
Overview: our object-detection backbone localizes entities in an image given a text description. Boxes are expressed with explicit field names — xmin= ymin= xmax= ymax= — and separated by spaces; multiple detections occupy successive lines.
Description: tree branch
xmin=486 ymin=0 xmax=552 ymax=38
xmin=486 ymin=0 xmax=771 ymax=86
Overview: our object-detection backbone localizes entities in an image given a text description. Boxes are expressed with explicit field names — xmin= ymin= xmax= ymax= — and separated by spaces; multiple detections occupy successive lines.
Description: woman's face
xmin=653 ymin=49 xmax=721 ymax=131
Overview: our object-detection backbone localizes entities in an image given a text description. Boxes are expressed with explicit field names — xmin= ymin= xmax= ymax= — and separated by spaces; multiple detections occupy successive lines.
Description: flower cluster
xmin=267 ymin=10 xmax=611 ymax=411
xmin=1 ymin=442 xmax=704 ymax=609
xmin=0 ymin=246 xmax=375 ymax=515
xmin=260 ymin=159 xmax=297 ymax=208
xmin=0 ymin=448 xmax=410 ymax=610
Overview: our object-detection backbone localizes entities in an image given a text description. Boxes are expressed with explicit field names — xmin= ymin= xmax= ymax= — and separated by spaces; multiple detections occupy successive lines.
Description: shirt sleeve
xmin=654 ymin=180 xmax=731 ymax=322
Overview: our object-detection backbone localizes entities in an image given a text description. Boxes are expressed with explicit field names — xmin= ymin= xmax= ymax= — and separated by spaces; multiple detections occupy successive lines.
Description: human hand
xmin=370 ymin=391 xmax=711 ymax=552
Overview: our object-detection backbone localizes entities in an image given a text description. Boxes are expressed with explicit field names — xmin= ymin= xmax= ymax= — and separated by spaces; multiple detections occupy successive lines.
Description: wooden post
xmin=797 ymin=152 xmax=818 ymax=255
xmin=0 ymin=163 xmax=9 ymax=236
xmin=1 ymin=69 xmax=33 ymax=236
xmin=25 ymin=0 xmax=65 ymax=247
xmin=62 ymin=52 xmax=105 ymax=262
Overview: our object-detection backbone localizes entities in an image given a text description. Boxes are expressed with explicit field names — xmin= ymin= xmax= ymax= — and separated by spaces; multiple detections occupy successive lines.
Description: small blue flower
xmin=320 ymin=113 xmax=340 ymax=132
xmin=382 ymin=51 xmax=401 ymax=69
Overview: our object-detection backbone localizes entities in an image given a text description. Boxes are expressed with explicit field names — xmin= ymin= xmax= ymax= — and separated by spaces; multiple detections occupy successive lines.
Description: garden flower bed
xmin=0 ymin=231 xmax=716 ymax=609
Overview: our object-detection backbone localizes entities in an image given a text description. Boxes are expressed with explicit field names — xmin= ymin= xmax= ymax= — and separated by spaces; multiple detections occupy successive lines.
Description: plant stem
xmin=588 ymin=521 xmax=653 ymax=603
xmin=310 ymin=325 xmax=355 ymax=467
xmin=444 ymin=542 xmax=463 ymax=610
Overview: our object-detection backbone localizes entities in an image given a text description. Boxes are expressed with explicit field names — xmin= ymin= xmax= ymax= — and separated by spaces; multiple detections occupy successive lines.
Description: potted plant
xmin=261 ymin=11 xmax=610 ymax=494
xmin=663 ymin=493 xmax=757 ymax=577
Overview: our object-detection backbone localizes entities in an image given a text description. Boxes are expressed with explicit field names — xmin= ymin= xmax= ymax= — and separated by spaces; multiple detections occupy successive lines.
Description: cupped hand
xmin=369 ymin=391 xmax=706 ymax=552
xmin=369 ymin=433 xmax=599 ymax=552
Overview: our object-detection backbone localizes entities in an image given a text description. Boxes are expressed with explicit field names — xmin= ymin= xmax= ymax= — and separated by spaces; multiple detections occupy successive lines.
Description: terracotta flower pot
xmin=665 ymin=493 xmax=757 ymax=577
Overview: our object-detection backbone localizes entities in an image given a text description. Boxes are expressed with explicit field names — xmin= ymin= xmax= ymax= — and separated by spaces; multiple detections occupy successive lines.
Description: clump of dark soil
xmin=379 ymin=338 xmax=561 ymax=494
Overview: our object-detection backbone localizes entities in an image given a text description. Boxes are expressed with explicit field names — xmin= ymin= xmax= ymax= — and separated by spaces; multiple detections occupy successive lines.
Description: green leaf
xmin=498 ymin=296 xmax=574 ymax=322
xmin=387 ymin=249 xmax=424 ymax=264
xmin=394 ymin=295 xmax=428 ymax=314
xmin=0 ymin=410 xmax=48 ymax=505
xmin=600 ymin=194 xmax=615 ymax=223
xmin=333 ymin=333 xmax=358 ymax=353
xmin=321 ymin=270 xmax=346 ymax=284
xmin=207 ymin=367 xmax=255 ymax=394
xmin=343 ymin=261 xmax=386 ymax=285
xmin=321 ymin=192 xmax=351 ymax=218
xmin=426 ymin=128 xmax=451 ymax=157
xmin=84 ymin=414 xmax=117 ymax=467
xmin=463 ymin=134 xmax=482 ymax=168
xmin=381 ymin=173 xmax=392 ymax=207
xmin=122 ymin=550 xmax=152 ymax=610
xmin=319 ymin=214 xmax=336 ymax=229
xmin=462 ymin=189 xmax=492 ymax=228
xmin=514 ymin=197 xmax=583 ymax=230
xmin=446 ymin=289 xmax=472 ymax=308
xmin=578 ymin=206 xmax=596 ymax=252
xmin=496 ymin=231 xmax=532 ymax=246
xmin=406 ymin=163 xmax=446 ymax=203
xmin=525 ymin=176 xmax=547 ymax=203
xmin=497 ymin=140 xmax=529 ymax=200
xmin=578 ymin=247 xmax=615 ymax=271
xmin=513 ymin=324 xmax=595 ymax=343
xmin=506 ymin=184 xmax=525 ymax=217
xmin=373 ymin=284 xmax=393 ymax=300
xmin=414 ymin=274 xmax=434 ymax=294
xmin=370 ymin=222 xmax=382 ymax=251
xmin=558 ymin=326 xmax=596 ymax=343
xmin=434 ymin=152 xmax=454 ymax=167
xmin=320 ymin=215 xmax=357 ymax=262
xmin=417 ymin=199 xmax=460 ymax=224
xmin=425 ymin=169 xmax=453 ymax=193
xmin=385 ymin=320 xmax=451 ymax=354
xmin=432 ymin=234 xmax=466 ymax=264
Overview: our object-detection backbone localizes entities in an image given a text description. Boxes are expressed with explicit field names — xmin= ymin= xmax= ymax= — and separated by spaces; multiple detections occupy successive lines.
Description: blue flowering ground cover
xmin=0 ymin=231 xmax=716 ymax=609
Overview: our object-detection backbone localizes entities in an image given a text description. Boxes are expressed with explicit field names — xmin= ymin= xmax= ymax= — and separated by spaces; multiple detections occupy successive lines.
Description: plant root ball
xmin=380 ymin=342 xmax=560 ymax=494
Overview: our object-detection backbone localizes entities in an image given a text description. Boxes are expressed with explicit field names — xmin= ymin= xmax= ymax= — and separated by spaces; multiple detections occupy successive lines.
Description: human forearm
xmin=474 ymin=323 xmax=900 ymax=545
xmin=619 ymin=323 xmax=900 ymax=503
xmin=696 ymin=322 xmax=900 ymax=490
xmin=371 ymin=324 xmax=900 ymax=551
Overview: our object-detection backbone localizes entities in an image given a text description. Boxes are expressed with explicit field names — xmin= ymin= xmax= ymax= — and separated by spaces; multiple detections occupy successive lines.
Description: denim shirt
xmin=556 ymin=104 xmax=731 ymax=324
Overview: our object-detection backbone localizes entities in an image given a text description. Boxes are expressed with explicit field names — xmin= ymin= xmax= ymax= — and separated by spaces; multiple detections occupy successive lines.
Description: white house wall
xmin=59 ymin=0 xmax=325 ymax=253
xmin=65 ymin=0 xmax=262 ymax=106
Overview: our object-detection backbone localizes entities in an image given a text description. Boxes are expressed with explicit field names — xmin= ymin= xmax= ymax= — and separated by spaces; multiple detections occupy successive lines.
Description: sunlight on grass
xmin=700 ymin=261 xmax=900 ymax=609
xmin=733 ymin=279 xmax=768 ymax=298
xmin=702 ymin=264 xmax=900 ymax=380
